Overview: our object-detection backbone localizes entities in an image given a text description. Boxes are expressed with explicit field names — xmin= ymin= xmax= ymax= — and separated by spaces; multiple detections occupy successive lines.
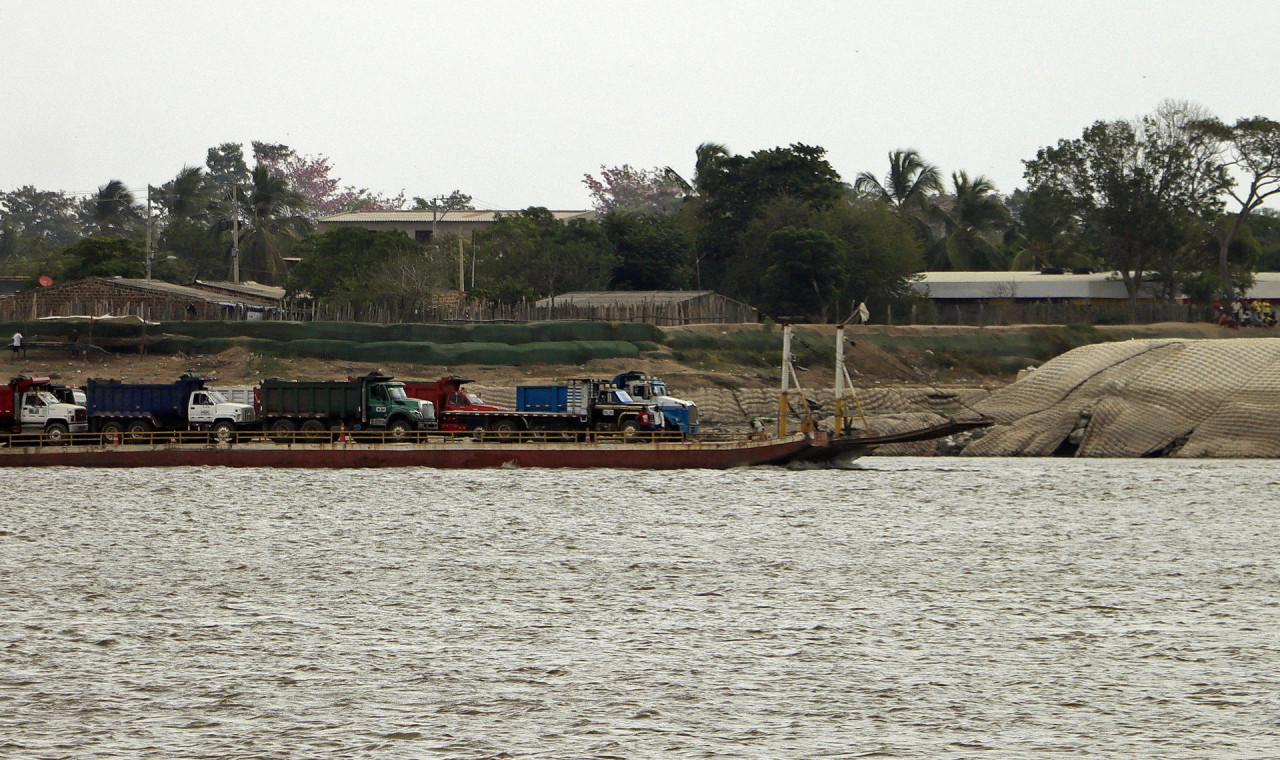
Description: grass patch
xmin=248 ymin=351 xmax=287 ymax=377
xmin=705 ymin=374 xmax=745 ymax=390
xmin=662 ymin=328 xmax=832 ymax=371
xmin=860 ymin=325 xmax=1115 ymax=378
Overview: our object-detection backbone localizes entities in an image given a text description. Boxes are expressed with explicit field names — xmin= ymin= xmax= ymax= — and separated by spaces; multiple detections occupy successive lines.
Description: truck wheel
xmin=44 ymin=421 xmax=71 ymax=445
xmin=100 ymin=421 xmax=125 ymax=444
xmin=470 ymin=424 xmax=487 ymax=442
xmin=619 ymin=419 xmax=641 ymax=441
xmin=300 ymin=419 xmax=326 ymax=442
xmin=212 ymin=420 xmax=237 ymax=444
xmin=270 ymin=418 xmax=296 ymax=444
xmin=387 ymin=418 xmax=414 ymax=442
xmin=126 ymin=420 xmax=152 ymax=444
xmin=492 ymin=419 xmax=519 ymax=442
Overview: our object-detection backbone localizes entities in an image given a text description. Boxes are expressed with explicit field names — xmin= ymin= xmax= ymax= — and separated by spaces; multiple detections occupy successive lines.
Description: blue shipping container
xmin=516 ymin=385 xmax=569 ymax=413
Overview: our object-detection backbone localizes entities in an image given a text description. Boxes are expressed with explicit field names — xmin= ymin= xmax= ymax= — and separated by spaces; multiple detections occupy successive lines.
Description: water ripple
xmin=2 ymin=458 xmax=1279 ymax=757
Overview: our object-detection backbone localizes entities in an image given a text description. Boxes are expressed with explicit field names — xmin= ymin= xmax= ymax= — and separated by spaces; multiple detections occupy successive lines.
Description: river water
xmin=2 ymin=458 xmax=1278 ymax=759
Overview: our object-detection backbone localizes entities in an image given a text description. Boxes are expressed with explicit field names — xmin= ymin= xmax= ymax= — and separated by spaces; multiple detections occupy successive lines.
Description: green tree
xmin=0 ymin=186 xmax=89 ymax=246
xmin=1191 ymin=116 xmax=1280 ymax=296
xmin=153 ymin=166 xmax=212 ymax=221
xmin=59 ymin=237 xmax=145 ymax=280
xmin=0 ymin=229 xmax=63 ymax=279
xmin=760 ymin=227 xmax=846 ymax=322
xmin=601 ymin=210 xmax=692 ymax=290
xmin=472 ymin=208 xmax=616 ymax=300
xmin=237 ymin=165 xmax=312 ymax=284
xmin=694 ymin=143 xmax=844 ymax=294
xmin=928 ymin=172 xmax=1011 ymax=270
xmin=812 ymin=201 xmax=926 ymax=321
xmin=1024 ymin=115 xmax=1224 ymax=311
xmin=205 ymin=144 xmax=252 ymax=260
xmin=148 ymin=166 xmax=227 ymax=279
xmin=1006 ymin=186 xmax=1096 ymax=271
xmin=411 ymin=191 xmax=474 ymax=211
xmin=205 ymin=143 xmax=251 ymax=195
xmin=286 ymin=226 xmax=423 ymax=304
xmin=853 ymin=148 xmax=943 ymax=250
xmin=1247 ymin=209 xmax=1280 ymax=269
xmin=87 ymin=180 xmax=142 ymax=237
xmin=853 ymin=148 xmax=943 ymax=213
xmin=160 ymin=218 xmax=227 ymax=280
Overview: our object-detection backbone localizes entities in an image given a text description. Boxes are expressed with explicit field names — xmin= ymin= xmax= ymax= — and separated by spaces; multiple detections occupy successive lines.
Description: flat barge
xmin=0 ymin=431 xmax=820 ymax=469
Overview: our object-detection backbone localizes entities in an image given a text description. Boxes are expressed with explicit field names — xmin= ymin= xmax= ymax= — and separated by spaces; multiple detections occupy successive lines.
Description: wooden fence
xmin=897 ymin=301 xmax=1213 ymax=326
xmin=3 ymin=292 xmax=1219 ymax=327
xmin=276 ymin=298 xmax=759 ymax=325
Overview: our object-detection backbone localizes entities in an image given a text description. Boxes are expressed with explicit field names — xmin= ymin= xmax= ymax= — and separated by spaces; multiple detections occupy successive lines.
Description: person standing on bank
xmin=10 ymin=331 xmax=22 ymax=358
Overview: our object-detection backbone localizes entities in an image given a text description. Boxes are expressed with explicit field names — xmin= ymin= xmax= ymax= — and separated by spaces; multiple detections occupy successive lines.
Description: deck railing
xmin=0 ymin=428 xmax=773 ymax=449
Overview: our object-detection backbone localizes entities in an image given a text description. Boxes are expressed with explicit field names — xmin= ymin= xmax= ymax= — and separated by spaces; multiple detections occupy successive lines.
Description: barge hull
xmin=0 ymin=435 xmax=814 ymax=469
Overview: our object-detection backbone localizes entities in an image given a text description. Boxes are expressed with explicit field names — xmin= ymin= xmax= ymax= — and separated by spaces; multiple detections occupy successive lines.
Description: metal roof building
xmin=912 ymin=271 xmax=1165 ymax=302
xmin=188 ymin=280 xmax=286 ymax=303
xmin=912 ymin=271 xmax=1280 ymax=303
xmin=0 ymin=277 xmax=280 ymax=321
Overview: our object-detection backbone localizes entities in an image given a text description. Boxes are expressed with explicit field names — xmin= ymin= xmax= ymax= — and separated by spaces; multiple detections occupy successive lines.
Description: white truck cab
xmin=19 ymin=390 xmax=89 ymax=439
xmin=187 ymin=389 xmax=256 ymax=427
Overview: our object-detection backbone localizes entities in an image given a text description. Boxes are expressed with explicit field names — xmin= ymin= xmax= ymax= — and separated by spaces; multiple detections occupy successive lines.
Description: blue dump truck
xmin=515 ymin=377 xmax=664 ymax=433
xmin=86 ymin=374 xmax=256 ymax=443
xmin=611 ymin=371 xmax=699 ymax=434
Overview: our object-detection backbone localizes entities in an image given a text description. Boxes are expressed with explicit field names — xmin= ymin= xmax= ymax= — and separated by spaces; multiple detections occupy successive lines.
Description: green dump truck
xmin=258 ymin=372 xmax=435 ymax=441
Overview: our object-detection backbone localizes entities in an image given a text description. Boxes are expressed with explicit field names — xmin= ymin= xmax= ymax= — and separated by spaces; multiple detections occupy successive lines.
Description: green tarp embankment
xmin=147 ymin=337 xmax=641 ymax=365
xmin=4 ymin=320 xmax=657 ymax=366
xmin=153 ymin=320 xmax=660 ymax=344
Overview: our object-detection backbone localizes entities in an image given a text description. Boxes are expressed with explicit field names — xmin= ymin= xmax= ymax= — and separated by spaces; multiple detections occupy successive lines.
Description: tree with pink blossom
xmin=252 ymin=142 xmax=406 ymax=220
xmin=582 ymin=164 xmax=685 ymax=214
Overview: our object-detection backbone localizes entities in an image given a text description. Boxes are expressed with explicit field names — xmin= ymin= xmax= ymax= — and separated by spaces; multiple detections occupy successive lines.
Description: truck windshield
xmin=387 ymin=387 xmax=408 ymax=400
xmin=463 ymin=393 xmax=483 ymax=404
xmin=614 ymin=391 xmax=634 ymax=403
xmin=205 ymin=390 xmax=229 ymax=403
xmin=34 ymin=392 xmax=60 ymax=406
xmin=651 ymin=383 xmax=667 ymax=396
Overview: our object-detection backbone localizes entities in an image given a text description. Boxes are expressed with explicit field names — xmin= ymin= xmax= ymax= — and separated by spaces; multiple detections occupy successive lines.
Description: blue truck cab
xmin=611 ymin=371 xmax=699 ymax=434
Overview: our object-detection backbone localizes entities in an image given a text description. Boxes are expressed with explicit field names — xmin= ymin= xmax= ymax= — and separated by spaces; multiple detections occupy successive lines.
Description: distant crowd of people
xmin=1215 ymin=297 xmax=1276 ymax=328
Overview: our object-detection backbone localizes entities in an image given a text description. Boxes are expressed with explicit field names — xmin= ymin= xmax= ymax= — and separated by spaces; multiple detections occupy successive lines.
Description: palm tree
xmin=662 ymin=141 xmax=731 ymax=196
xmin=854 ymin=149 xmax=943 ymax=212
xmin=1007 ymin=186 xmax=1092 ymax=271
xmin=154 ymin=166 xmax=211 ymax=221
xmin=90 ymin=180 xmax=141 ymax=237
xmin=930 ymin=172 xmax=1011 ymax=270
xmin=236 ymin=165 xmax=311 ymax=284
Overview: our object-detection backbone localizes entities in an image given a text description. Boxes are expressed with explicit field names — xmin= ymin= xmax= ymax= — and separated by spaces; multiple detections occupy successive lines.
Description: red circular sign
xmin=38 ymin=275 xmax=53 ymax=287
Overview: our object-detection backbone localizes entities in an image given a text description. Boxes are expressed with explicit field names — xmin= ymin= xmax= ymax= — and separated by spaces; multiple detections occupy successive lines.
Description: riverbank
xmin=4 ymin=320 xmax=1261 ymax=441
xmin=2 ymin=320 xmax=1257 ymax=393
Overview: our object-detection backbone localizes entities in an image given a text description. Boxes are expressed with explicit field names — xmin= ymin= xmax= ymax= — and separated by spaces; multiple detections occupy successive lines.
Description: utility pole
xmin=145 ymin=185 xmax=154 ymax=281
xmin=231 ymin=190 xmax=240 ymax=284
xmin=429 ymin=194 xmax=463 ymax=292
xmin=458 ymin=237 xmax=465 ymax=295
xmin=144 ymin=185 xmax=175 ymax=281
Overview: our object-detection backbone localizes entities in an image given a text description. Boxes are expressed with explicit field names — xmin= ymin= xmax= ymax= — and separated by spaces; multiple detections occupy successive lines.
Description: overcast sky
xmin=4 ymin=1 xmax=1277 ymax=211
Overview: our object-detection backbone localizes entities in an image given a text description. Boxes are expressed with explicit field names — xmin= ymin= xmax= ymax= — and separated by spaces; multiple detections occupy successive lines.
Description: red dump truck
xmin=401 ymin=375 xmax=662 ymax=435
xmin=1 ymin=376 xmax=90 ymax=443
